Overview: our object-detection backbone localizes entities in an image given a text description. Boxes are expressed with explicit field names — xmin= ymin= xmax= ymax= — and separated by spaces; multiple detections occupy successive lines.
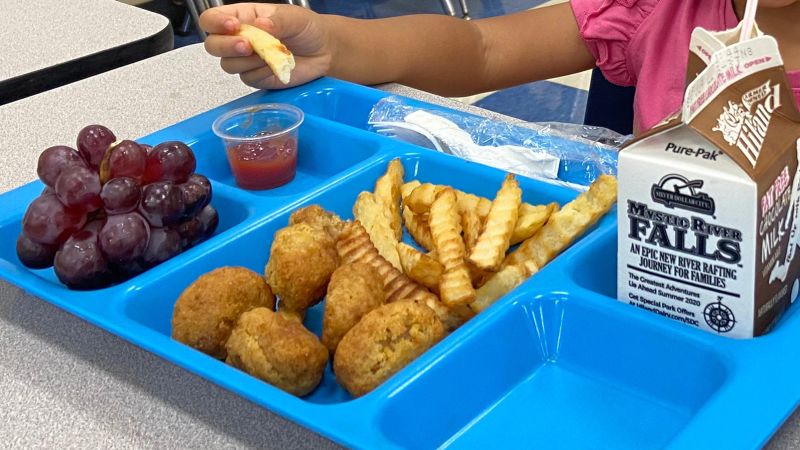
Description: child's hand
xmin=200 ymin=4 xmax=332 ymax=90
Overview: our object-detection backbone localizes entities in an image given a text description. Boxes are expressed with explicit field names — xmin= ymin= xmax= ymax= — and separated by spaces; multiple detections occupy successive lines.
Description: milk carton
xmin=617 ymin=25 xmax=800 ymax=338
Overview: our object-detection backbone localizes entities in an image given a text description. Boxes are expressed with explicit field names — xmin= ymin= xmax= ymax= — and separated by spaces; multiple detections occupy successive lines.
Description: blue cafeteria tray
xmin=0 ymin=77 xmax=799 ymax=449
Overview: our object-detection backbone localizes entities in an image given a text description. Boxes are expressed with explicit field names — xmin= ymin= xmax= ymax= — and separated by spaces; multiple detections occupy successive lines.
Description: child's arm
xmin=200 ymin=3 xmax=595 ymax=96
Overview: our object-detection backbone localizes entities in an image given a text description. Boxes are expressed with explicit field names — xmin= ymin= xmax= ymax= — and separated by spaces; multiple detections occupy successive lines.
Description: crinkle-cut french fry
xmin=397 ymin=242 xmax=443 ymax=293
xmin=468 ymin=174 xmax=522 ymax=271
xmin=471 ymin=259 xmax=539 ymax=313
xmin=336 ymin=222 xmax=469 ymax=331
xmin=461 ymin=208 xmax=483 ymax=254
xmin=405 ymin=181 xmax=549 ymax=243
xmin=429 ymin=188 xmax=475 ymax=307
xmin=504 ymin=174 xmax=618 ymax=270
xmin=401 ymin=180 xmax=421 ymax=201
xmin=432 ymin=239 xmax=482 ymax=287
xmin=374 ymin=159 xmax=404 ymax=240
xmin=456 ymin=190 xmax=492 ymax=220
xmin=402 ymin=206 xmax=434 ymax=251
xmin=406 ymin=183 xmax=444 ymax=214
xmin=353 ymin=191 xmax=401 ymax=270
xmin=510 ymin=202 xmax=558 ymax=245
xmin=337 ymin=221 xmax=430 ymax=304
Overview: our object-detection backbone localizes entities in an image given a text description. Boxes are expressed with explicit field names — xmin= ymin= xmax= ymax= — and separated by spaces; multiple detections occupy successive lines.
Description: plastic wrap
xmin=368 ymin=96 xmax=628 ymax=190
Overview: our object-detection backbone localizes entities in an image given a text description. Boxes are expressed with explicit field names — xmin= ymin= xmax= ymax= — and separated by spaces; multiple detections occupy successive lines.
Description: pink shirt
xmin=571 ymin=0 xmax=800 ymax=133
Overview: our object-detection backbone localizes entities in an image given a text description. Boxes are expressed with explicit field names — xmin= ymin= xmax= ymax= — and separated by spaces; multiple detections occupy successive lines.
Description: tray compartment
xmin=0 ymin=180 xmax=252 ymax=295
xmin=288 ymin=85 xmax=386 ymax=129
xmin=180 ymin=116 xmax=382 ymax=197
xmin=121 ymin=150 xmax=607 ymax=407
xmin=376 ymin=293 xmax=727 ymax=449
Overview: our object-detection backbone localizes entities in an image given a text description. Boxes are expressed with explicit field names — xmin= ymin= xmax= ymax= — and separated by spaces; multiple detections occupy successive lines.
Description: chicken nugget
xmin=172 ymin=267 xmax=275 ymax=359
xmin=225 ymin=307 xmax=328 ymax=396
xmin=289 ymin=205 xmax=343 ymax=239
xmin=334 ymin=301 xmax=444 ymax=397
xmin=266 ymin=223 xmax=339 ymax=315
xmin=322 ymin=263 xmax=385 ymax=354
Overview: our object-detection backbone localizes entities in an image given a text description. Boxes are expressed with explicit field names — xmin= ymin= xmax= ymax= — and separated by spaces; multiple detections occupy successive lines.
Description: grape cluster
xmin=17 ymin=125 xmax=218 ymax=289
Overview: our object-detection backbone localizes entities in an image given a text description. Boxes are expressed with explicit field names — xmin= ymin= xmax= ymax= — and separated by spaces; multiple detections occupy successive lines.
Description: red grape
xmin=177 ymin=205 xmax=218 ymax=247
xmin=139 ymin=182 xmax=184 ymax=227
xmin=16 ymin=233 xmax=57 ymax=269
xmin=179 ymin=174 xmax=211 ymax=218
xmin=98 ymin=212 xmax=150 ymax=264
xmin=142 ymin=227 xmax=182 ymax=266
xmin=37 ymin=146 xmax=87 ymax=187
xmin=143 ymin=142 xmax=196 ymax=183
xmin=101 ymin=177 xmax=141 ymax=214
xmin=54 ymin=229 xmax=111 ymax=289
xmin=140 ymin=143 xmax=153 ymax=154
xmin=101 ymin=140 xmax=146 ymax=181
xmin=77 ymin=125 xmax=116 ymax=170
xmin=55 ymin=166 xmax=102 ymax=212
xmin=22 ymin=194 xmax=86 ymax=245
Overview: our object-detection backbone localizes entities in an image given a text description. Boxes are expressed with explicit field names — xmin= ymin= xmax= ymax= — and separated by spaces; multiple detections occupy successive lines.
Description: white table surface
xmin=0 ymin=0 xmax=169 ymax=82
xmin=0 ymin=42 xmax=799 ymax=449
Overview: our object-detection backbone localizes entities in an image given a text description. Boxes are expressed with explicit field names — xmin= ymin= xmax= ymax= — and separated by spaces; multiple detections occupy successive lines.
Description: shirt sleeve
xmin=570 ymin=0 xmax=657 ymax=87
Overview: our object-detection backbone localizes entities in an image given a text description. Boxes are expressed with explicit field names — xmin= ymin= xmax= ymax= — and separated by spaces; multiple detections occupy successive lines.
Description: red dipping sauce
xmin=226 ymin=134 xmax=298 ymax=190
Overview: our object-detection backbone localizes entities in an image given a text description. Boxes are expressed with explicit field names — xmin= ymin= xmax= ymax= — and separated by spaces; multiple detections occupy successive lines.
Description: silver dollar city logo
xmin=651 ymin=174 xmax=716 ymax=216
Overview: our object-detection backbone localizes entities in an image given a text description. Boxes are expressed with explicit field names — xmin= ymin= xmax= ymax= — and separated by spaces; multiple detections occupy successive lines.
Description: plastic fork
xmin=371 ymin=121 xmax=452 ymax=154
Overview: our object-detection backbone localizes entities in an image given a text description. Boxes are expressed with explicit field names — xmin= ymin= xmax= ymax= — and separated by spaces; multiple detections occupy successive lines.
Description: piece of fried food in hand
xmin=334 ymin=301 xmax=444 ymax=397
xmin=430 ymin=188 xmax=475 ymax=307
xmin=225 ymin=307 xmax=328 ymax=396
xmin=336 ymin=221 xmax=468 ymax=330
xmin=374 ymin=159 xmax=404 ymax=240
xmin=353 ymin=191 xmax=402 ymax=270
xmin=322 ymin=263 xmax=385 ymax=354
xmin=172 ymin=267 xmax=275 ymax=359
xmin=289 ymin=205 xmax=343 ymax=240
xmin=266 ymin=223 xmax=339 ymax=315
xmin=471 ymin=259 xmax=539 ymax=313
xmin=237 ymin=24 xmax=295 ymax=85
xmin=510 ymin=202 xmax=558 ymax=245
xmin=468 ymin=174 xmax=522 ymax=271
xmin=397 ymin=242 xmax=443 ymax=293
xmin=504 ymin=174 xmax=618 ymax=270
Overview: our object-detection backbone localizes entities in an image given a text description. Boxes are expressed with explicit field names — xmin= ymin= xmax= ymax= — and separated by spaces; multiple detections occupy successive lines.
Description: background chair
xmin=582 ymin=68 xmax=635 ymax=136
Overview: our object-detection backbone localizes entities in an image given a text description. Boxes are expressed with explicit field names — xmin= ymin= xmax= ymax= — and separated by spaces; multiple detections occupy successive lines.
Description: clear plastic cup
xmin=212 ymin=103 xmax=304 ymax=190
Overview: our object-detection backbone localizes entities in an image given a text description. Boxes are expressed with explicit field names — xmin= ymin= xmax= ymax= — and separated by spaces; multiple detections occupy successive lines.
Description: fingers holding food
xmin=172 ymin=267 xmax=275 ymax=359
xmin=225 ymin=307 xmax=328 ymax=397
xmin=429 ymin=189 xmax=474 ymax=307
xmin=468 ymin=174 xmax=522 ymax=271
xmin=322 ymin=263 xmax=385 ymax=354
xmin=265 ymin=223 xmax=339 ymax=314
xmin=333 ymin=301 xmax=444 ymax=397
xmin=237 ymin=24 xmax=295 ymax=85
